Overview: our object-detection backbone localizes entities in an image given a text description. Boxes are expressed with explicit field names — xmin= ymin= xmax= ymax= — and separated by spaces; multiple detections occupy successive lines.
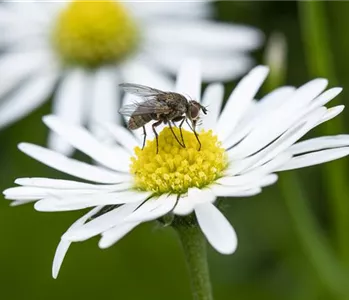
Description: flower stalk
xmin=174 ymin=218 xmax=213 ymax=300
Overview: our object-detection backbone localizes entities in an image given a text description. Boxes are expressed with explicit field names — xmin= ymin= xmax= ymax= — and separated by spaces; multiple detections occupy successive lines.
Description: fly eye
xmin=190 ymin=104 xmax=200 ymax=119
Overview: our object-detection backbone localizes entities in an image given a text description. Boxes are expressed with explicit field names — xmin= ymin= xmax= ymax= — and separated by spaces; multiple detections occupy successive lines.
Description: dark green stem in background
xmin=174 ymin=220 xmax=213 ymax=300
xmin=299 ymin=0 xmax=349 ymax=268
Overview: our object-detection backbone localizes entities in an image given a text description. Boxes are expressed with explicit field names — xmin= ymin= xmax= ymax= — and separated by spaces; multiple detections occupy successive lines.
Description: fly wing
xmin=118 ymin=99 xmax=171 ymax=117
xmin=118 ymin=103 xmax=141 ymax=117
xmin=119 ymin=83 xmax=166 ymax=97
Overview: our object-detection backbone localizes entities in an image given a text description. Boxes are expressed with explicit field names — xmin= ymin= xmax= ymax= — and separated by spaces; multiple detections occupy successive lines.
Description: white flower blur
xmin=4 ymin=61 xmax=349 ymax=279
xmin=0 ymin=0 xmax=262 ymax=155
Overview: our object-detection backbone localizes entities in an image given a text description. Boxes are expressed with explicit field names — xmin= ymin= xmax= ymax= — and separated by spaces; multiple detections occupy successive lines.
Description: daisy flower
xmin=0 ymin=0 xmax=262 ymax=155
xmin=4 ymin=61 xmax=349 ymax=279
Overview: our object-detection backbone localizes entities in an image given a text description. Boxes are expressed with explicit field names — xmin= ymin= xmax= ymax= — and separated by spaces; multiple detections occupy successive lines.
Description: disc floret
xmin=130 ymin=128 xmax=228 ymax=195
xmin=52 ymin=0 xmax=139 ymax=68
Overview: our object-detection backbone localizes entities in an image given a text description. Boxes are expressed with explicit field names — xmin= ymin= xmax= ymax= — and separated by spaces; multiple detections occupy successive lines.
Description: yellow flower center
xmin=52 ymin=0 xmax=139 ymax=68
xmin=130 ymin=128 xmax=228 ymax=195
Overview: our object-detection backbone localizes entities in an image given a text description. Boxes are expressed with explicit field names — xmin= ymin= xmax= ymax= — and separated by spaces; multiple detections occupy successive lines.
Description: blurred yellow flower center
xmin=52 ymin=0 xmax=139 ymax=67
xmin=130 ymin=128 xmax=228 ymax=195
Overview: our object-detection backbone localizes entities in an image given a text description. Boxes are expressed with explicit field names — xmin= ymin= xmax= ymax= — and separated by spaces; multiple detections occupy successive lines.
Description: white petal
xmin=4 ymin=2 xmax=52 ymax=24
xmin=216 ymin=174 xmax=278 ymax=190
xmin=195 ymin=202 xmax=237 ymax=254
xmin=0 ymin=20 xmax=47 ymax=49
xmin=4 ymin=186 xmax=98 ymax=200
xmin=219 ymin=174 xmax=278 ymax=189
xmin=99 ymin=122 xmax=139 ymax=153
xmin=63 ymin=202 xmax=141 ymax=242
xmin=317 ymin=105 xmax=344 ymax=125
xmin=276 ymin=148 xmax=349 ymax=171
xmin=10 ymin=200 xmax=36 ymax=206
xmin=98 ymin=221 xmax=141 ymax=249
xmin=0 ymin=52 xmax=53 ymax=99
xmin=126 ymin=1 xmax=212 ymax=19
xmin=0 ymin=6 xmax=21 ymax=25
xmin=238 ymin=86 xmax=296 ymax=127
xmin=146 ymin=46 xmax=254 ymax=82
xmin=210 ymin=185 xmax=261 ymax=197
xmin=282 ymin=79 xmax=328 ymax=110
xmin=0 ymin=71 xmax=57 ymax=128
xmin=173 ymin=188 xmax=216 ymax=216
xmin=196 ymin=54 xmax=252 ymax=82
xmin=52 ymin=240 xmax=72 ymax=279
xmin=309 ymin=87 xmax=342 ymax=109
xmin=249 ymin=108 xmax=327 ymax=169
xmin=146 ymin=20 xmax=263 ymax=52
xmin=44 ymin=115 xmax=130 ymax=172
xmin=89 ymin=67 xmax=121 ymax=140
xmin=34 ymin=190 xmax=150 ymax=212
xmin=259 ymin=174 xmax=278 ymax=187
xmin=188 ymin=187 xmax=216 ymax=204
xmin=121 ymin=60 xmax=173 ymax=91
xmin=18 ymin=143 xmax=129 ymax=184
xmin=217 ymin=66 xmax=269 ymax=142
xmin=289 ymin=135 xmax=349 ymax=155
xmin=228 ymin=80 xmax=329 ymax=159
xmin=222 ymin=153 xmax=291 ymax=185
xmin=48 ymin=69 xmax=90 ymax=156
xmin=201 ymin=83 xmax=224 ymax=130
xmin=224 ymin=86 xmax=296 ymax=149
xmin=175 ymin=59 xmax=201 ymax=100
xmin=228 ymin=108 xmax=327 ymax=175
xmin=4 ymin=182 xmax=132 ymax=201
xmin=52 ymin=206 xmax=102 ymax=279
xmin=124 ymin=194 xmax=177 ymax=222
xmin=173 ymin=197 xmax=195 ymax=216
xmin=39 ymin=2 xmax=66 ymax=18
xmin=2 ymin=34 xmax=50 ymax=53
xmin=14 ymin=177 xmax=126 ymax=190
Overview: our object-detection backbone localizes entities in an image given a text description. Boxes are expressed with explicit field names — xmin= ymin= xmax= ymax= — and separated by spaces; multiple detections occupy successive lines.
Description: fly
xmin=118 ymin=83 xmax=207 ymax=153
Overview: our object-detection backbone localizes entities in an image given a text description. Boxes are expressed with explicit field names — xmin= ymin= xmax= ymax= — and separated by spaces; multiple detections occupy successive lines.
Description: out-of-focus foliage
xmin=0 ymin=2 xmax=348 ymax=300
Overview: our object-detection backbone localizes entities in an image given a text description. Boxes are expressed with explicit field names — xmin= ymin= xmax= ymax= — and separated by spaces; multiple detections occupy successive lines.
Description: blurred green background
xmin=1 ymin=1 xmax=349 ymax=300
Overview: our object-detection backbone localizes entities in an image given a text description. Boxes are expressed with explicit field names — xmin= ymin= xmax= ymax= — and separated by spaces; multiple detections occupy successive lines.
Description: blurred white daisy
xmin=5 ymin=61 xmax=349 ymax=279
xmin=0 ymin=0 xmax=262 ymax=155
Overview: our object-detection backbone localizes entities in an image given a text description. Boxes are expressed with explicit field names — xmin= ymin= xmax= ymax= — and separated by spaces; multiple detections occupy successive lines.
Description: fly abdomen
xmin=128 ymin=114 xmax=153 ymax=129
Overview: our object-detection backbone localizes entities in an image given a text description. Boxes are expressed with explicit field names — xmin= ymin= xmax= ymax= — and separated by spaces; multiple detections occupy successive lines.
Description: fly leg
xmin=172 ymin=116 xmax=186 ymax=148
xmin=142 ymin=126 xmax=147 ymax=150
xmin=168 ymin=121 xmax=185 ymax=148
xmin=192 ymin=119 xmax=201 ymax=151
xmin=185 ymin=118 xmax=194 ymax=132
xmin=152 ymin=120 xmax=163 ymax=154
xmin=178 ymin=117 xmax=186 ymax=147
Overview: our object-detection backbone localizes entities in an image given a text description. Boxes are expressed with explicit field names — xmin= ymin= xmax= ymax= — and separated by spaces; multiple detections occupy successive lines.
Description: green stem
xmin=298 ymin=1 xmax=337 ymax=80
xmin=174 ymin=220 xmax=213 ymax=300
xmin=299 ymin=0 xmax=349 ymax=267
xmin=279 ymin=173 xmax=348 ymax=298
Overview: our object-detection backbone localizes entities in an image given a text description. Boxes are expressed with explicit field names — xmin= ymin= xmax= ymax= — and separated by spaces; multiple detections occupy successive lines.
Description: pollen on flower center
xmin=52 ymin=0 xmax=139 ymax=68
xmin=130 ymin=127 xmax=228 ymax=195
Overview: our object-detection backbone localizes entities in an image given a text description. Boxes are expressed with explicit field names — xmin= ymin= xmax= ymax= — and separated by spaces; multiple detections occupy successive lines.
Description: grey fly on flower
xmin=4 ymin=60 xmax=349 ymax=279
xmin=118 ymin=83 xmax=207 ymax=153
